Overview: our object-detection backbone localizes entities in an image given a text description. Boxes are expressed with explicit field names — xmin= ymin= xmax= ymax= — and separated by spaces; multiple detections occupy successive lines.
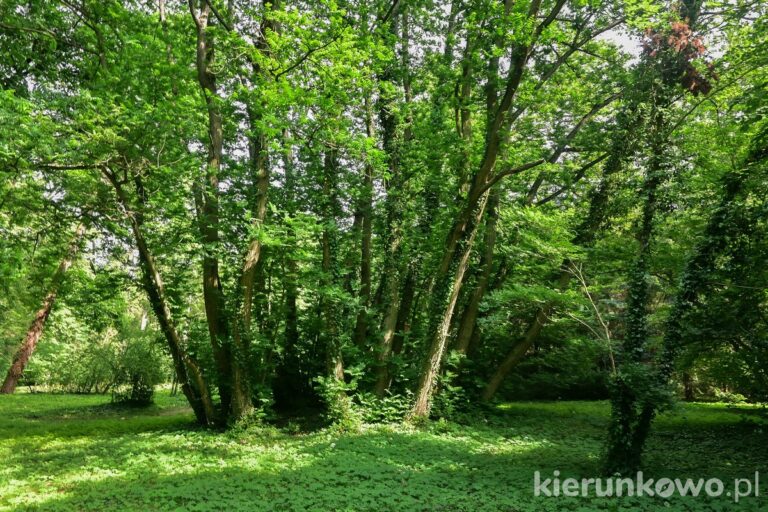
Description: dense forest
xmin=1 ymin=0 xmax=767 ymax=494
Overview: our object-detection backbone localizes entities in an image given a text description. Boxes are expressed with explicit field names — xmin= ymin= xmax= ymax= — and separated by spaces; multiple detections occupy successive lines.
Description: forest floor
xmin=0 ymin=392 xmax=765 ymax=511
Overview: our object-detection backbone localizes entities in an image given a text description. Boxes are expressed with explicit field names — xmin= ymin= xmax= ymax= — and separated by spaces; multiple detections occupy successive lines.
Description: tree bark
xmin=409 ymin=193 xmax=490 ymax=419
xmin=1 ymin=224 xmax=85 ymax=394
xmin=106 ymin=169 xmax=216 ymax=425
xmin=481 ymin=270 xmax=570 ymax=401
xmin=605 ymin=0 xmax=705 ymax=465
xmin=352 ymin=100 xmax=375 ymax=347
xmin=408 ymin=1 xmax=567 ymax=418
xmin=189 ymin=0 xmax=255 ymax=420
xmin=373 ymin=267 xmax=416 ymax=396
xmin=189 ymin=0 xmax=239 ymax=417
xmin=241 ymin=104 xmax=270 ymax=334
xmin=454 ymin=192 xmax=499 ymax=355
xmin=320 ymin=151 xmax=349 ymax=414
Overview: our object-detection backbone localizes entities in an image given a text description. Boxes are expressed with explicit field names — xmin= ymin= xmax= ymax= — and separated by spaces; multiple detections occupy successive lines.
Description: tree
xmin=1 ymin=225 xmax=85 ymax=393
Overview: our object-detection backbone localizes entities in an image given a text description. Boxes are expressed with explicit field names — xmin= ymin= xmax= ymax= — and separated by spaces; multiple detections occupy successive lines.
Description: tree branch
xmin=0 ymin=21 xmax=57 ymax=40
xmin=479 ymin=158 xmax=546 ymax=195
xmin=274 ymin=36 xmax=340 ymax=79
xmin=535 ymin=152 xmax=609 ymax=206
xmin=204 ymin=0 xmax=232 ymax=32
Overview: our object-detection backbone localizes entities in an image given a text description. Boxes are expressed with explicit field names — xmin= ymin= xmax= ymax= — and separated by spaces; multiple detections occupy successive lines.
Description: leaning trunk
xmin=408 ymin=193 xmax=490 ymax=419
xmin=454 ymin=192 xmax=499 ymax=355
xmin=106 ymin=171 xmax=217 ymax=425
xmin=1 ymin=225 xmax=85 ymax=394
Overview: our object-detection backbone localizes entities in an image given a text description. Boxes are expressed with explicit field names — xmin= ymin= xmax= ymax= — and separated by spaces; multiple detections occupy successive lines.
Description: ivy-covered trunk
xmin=605 ymin=103 xmax=669 ymax=474
xmin=605 ymin=0 xmax=705 ymax=473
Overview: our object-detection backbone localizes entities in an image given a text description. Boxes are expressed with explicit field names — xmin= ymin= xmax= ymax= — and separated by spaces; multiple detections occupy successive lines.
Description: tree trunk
xmin=1 ymin=224 xmax=85 ymax=394
xmin=454 ymin=192 xmax=499 ymax=354
xmin=373 ymin=268 xmax=415 ymax=396
xmin=409 ymin=193 xmax=490 ymax=419
xmin=373 ymin=272 xmax=401 ymax=397
xmin=106 ymin=170 xmax=216 ymax=425
xmin=273 ymin=129 xmax=304 ymax=400
xmin=241 ymin=103 xmax=270 ymax=333
xmin=624 ymin=135 xmax=765 ymax=466
xmin=481 ymin=269 xmax=570 ymax=402
xmin=189 ymin=1 xmax=255 ymax=421
xmin=408 ymin=2 xmax=565 ymax=418
xmin=605 ymin=105 xmax=669 ymax=474
xmin=321 ymin=151 xmax=350 ymax=415
xmin=352 ymin=101 xmax=375 ymax=347
xmin=189 ymin=1 xmax=238 ymax=417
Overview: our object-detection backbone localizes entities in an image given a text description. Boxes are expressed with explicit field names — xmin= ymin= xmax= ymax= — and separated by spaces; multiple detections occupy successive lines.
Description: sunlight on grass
xmin=1 ymin=393 xmax=765 ymax=511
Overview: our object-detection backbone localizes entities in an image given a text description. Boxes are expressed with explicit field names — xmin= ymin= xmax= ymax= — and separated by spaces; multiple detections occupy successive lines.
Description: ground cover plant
xmin=1 ymin=0 xmax=768 ymax=510
xmin=1 ymin=392 xmax=766 ymax=511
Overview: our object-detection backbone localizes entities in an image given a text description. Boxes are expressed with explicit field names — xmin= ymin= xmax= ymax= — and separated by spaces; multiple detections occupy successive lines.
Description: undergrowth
xmin=0 ymin=391 xmax=765 ymax=511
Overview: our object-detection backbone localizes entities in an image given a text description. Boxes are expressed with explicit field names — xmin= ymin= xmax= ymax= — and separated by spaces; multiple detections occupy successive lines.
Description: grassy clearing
xmin=0 ymin=392 xmax=765 ymax=511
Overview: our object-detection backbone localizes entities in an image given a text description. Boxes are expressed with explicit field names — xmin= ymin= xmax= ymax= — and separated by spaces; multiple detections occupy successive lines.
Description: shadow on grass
xmin=2 ymin=396 xmax=766 ymax=511
xmin=12 ymin=431 xmax=601 ymax=512
xmin=19 ymin=428 xmax=766 ymax=512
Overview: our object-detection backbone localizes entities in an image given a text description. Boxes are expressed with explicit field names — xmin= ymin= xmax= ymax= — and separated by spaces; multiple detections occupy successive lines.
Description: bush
xmin=315 ymin=375 xmax=361 ymax=432
xmin=110 ymin=325 xmax=168 ymax=405
xmin=354 ymin=391 xmax=412 ymax=423
xmin=20 ymin=307 xmax=169 ymax=401
xmin=498 ymin=339 xmax=610 ymax=400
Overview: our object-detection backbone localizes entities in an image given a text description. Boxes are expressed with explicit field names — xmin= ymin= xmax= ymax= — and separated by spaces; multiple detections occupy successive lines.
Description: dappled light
xmin=1 ymin=0 xmax=767 ymax=509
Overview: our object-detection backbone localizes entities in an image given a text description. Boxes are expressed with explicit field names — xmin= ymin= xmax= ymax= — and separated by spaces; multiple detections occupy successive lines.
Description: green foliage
xmin=109 ymin=333 xmax=168 ymax=406
xmin=314 ymin=375 xmax=361 ymax=432
xmin=354 ymin=391 xmax=413 ymax=423
xmin=502 ymin=339 xmax=611 ymax=400
xmin=1 ymin=0 xmax=767 ymax=493
xmin=1 ymin=393 xmax=766 ymax=511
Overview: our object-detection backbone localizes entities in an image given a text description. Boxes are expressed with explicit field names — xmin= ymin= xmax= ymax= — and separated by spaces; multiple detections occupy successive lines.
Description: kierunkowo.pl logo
xmin=534 ymin=471 xmax=760 ymax=503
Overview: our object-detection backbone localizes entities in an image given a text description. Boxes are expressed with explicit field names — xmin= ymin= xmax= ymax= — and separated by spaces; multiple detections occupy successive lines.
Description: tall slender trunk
xmin=374 ymin=271 xmax=401 ymax=396
xmin=409 ymin=193 xmax=490 ymax=419
xmin=226 ymin=102 xmax=270 ymax=419
xmin=271 ymin=129 xmax=311 ymax=405
xmin=241 ymin=104 xmax=270 ymax=333
xmin=621 ymin=124 xmax=763 ymax=472
xmin=320 ymin=151 xmax=349 ymax=414
xmin=604 ymin=0 xmax=706 ymax=474
xmin=1 ymin=225 xmax=85 ymax=394
xmin=189 ymin=1 xmax=257 ymax=420
xmin=352 ymin=100 xmax=375 ymax=347
xmin=372 ymin=110 xmax=405 ymax=394
xmin=106 ymin=170 xmax=216 ymax=425
xmin=373 ymin=267 xmax=416 ymax=396
xmin=274 ymin=129 xmax=302 ymax=389
xmin=408 ymin=1 xmax=566 ymax=418
xmin=369 ymin=7 xmax=410 ymax=386
xmin=189 ymin=1 xmax=239 ymax=417
xmin=454 ymin=192 xmax=499 ymax=355
xmin=605 ymin=110 xmax=667 ymax=474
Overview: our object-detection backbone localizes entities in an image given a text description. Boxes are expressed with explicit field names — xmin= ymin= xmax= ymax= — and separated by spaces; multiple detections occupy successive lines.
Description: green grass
xmin=0 ymin=393 xmax=765 ymax=511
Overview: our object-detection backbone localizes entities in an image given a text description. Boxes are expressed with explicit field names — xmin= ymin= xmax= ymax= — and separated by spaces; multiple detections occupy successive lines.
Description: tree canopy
xmin=1 ymin=0 xmax=767 ymax=474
